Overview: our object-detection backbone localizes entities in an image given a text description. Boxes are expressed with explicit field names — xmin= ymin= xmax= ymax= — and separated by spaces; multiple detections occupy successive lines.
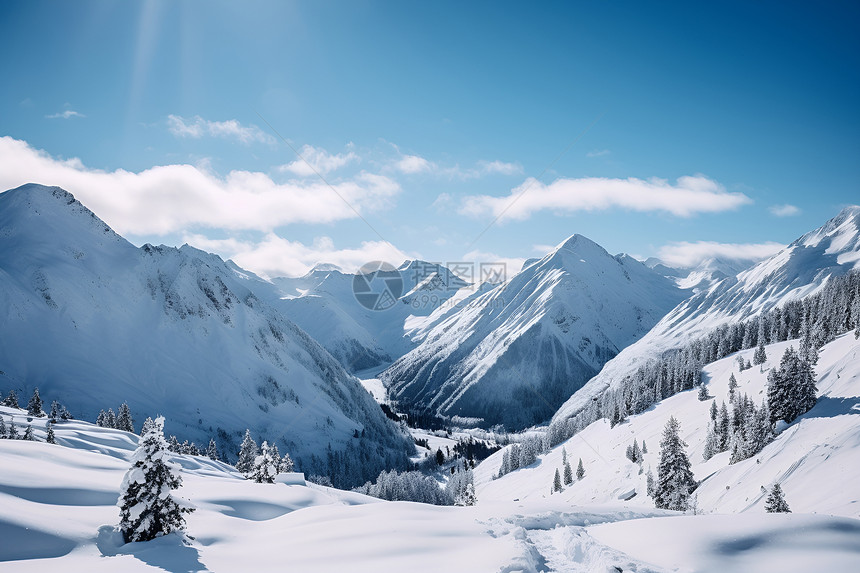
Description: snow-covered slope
xmin=556 ymin=206 xmax=860 ymax=420
xmin=264 ymin=261 xmax=470 ymax=372
xmin=381 ymin=235 xmax=688 ymax=430
xmin=480 ymin=332 xmax=860 ymax=519
xmin=2 ymin=400 xmax=857 ymax=572
xmin=0 ymin=184 xmax=411 ymax=484
xmin=646 ymin=256 xmax=762 ymax=292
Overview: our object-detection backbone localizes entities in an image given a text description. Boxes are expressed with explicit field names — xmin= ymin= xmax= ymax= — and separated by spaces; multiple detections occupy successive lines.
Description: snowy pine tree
xmin=27 ymin=388 xmax=44 ymax=417
xmin=251 ymin=441 xmax=279 ymax=484
xmin=8 ymin=419 xmax=19 ymax=439
xmin=0 ymin=416 xmax=6 ymax=438
xmin=697 ymin=383 xmax=709 ymax=401
xmin=703 ymin=423 xmax=719 ymax=461
xmin=117 ymin=416 xmax=193 ymax=543
xmin=655 ymin=416 xmax=696 ymax=511
xmin=646 ymin=468 xmax=655 ymax=497
xmin=46 ymin=423 xmax=56 ymax=444
xmin=753 ymin=341 xmax=767 ymax=366
xmin=96 ymin=410 xmax=108 ymax=427
xmin=236 ymin=429 xmax=258 ymax=476
xmin=23 ymin=425 xmax=35 ymax=440
xmin=728 ymin=373 xmax=738 ymax=398
xmin=576 ymin=458 xmax=585 ymax=480
xmin=563 ymin=457 xmax=573 ymax=485
xmin=206 ymin=438 xmax=220 ymax=461
xmin=764 ymin=483 xmax=790 ymax=513
xmin=105 ymin=408 xmax=117 ymax=429
xmin=116 ymin=403 xmax=134 ymax=433
xmin=49 ymin=400 xmax=61 ymax=422
xmin=768 ymin=346 xmax=817 ymax=424
xmin=553 ymin=468 xmax=563 ymax=492
xmin=3 ymin=390 xmax=18 ymax=409
xmin=280 ymin=451 xmax=294 ymax=473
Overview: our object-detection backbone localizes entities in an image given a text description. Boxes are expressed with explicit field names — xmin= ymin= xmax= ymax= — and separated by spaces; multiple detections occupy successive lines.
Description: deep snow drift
xmin=382 ymin=234 xmax=687 ymax=430
xmin=0 ymin=184 xmax=412 ymax=485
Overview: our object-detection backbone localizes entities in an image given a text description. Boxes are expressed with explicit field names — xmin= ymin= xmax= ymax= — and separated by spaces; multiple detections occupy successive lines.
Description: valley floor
xmin=2 ymin=332 xmax=860 ymax=572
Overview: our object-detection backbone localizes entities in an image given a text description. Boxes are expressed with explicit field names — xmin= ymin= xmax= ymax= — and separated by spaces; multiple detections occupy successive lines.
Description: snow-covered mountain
xmin=263 ymin=261 xmax=471 ymax=372
xmin=645 ymin=256 xmax=759 ymax=292
xmin=0 ymin=184 xmax=411 ymax=485
xmin=381 ymin=235 xmax=688 ymax=430
xmin=555 ymin=205 xmax=860 ymax=420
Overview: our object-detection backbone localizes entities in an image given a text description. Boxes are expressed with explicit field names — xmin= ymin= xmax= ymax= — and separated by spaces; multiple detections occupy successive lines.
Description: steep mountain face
xmin=0 ymin=184 xmax=412 ymax=486
xmin=380 ymin=235 xmax=688 ymax=430
xmin=645 ymin=256 xmax=760 ymax=292
xmin=265 ymin=260 xmax=470 ymax=372
xmin=555 ymin=205 xmax=860 ymax=420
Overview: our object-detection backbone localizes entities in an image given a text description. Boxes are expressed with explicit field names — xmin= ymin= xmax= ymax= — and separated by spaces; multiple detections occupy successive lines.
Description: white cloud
xmin=167 ymin=114 xmax=275 ymax=145
xmin=443 ymin=160 xmax=522 ymax=180
xmin=278 ymin=144 xmax=359 ymax=177
xmin=459 ymin=175 xmax=752 ymax=220
xmin=182 ymin=232 xmax=408 ymax=279
xmin=0 ymin=136 xmax=400 ymax=235
xmin=769 ymin=204 xmax=801 ymax=217
xmin=461 ymin=249 xmax=527 ymax=282
xmin=46 ymin=110 xmax=85 ymax=119
xmin=395 ymin=154 xmax=433 ymax=174
xmin=656 ymin=240 xmax=785 ymax=268
xmin=586 ymin=149 xmax=610 ymax=158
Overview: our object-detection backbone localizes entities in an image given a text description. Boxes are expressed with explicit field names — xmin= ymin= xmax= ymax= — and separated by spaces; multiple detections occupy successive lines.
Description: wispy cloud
xmin=459 ymin=175 xmax=752 ymax=220
xmin=182 ymin=233 xmax=408 ymax=279
xmin=769 ymin=204 xmax=800 ymax=217
xmin=167 ymin=114 xmax=275 ymax=145
xmin=586 ymin=149 xmax=610 ymax=158
xmin=657 ymin=240 xmax=784 ymax=268
xmin=0 ymin=136 xmax=399 ymax=235
xmin=46 ymin=110 xmax=85 ymax=119
xmin=395 ymin=154 xmax=433 ymax=174
xmin=389 ymin=149 xmax=521 ymax=179
xmin=278 ymin=144 xmax=359 ymax=177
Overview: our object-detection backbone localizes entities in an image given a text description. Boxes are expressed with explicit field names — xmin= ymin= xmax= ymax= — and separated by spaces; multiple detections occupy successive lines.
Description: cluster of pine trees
xmin=495 ymin=435 xmax=544 ymax=478
xmin=235 ymin=429 xmax=294 ymax=484
xmin=551 ymin=447 xmax=585 ymax=493
xmin=353 ymin=467 xmax=476 ymax=506
xmin=96 ymin=403 xmax=134 ymax=432
xmin=702 ymin=391 xmax=773 ymax=464
xmin=548 ymin=269 xmax=860 ymax=448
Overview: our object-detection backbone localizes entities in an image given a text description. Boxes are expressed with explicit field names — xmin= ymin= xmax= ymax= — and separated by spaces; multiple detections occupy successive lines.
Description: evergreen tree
xmin=251 ymin=441 xmax=279 ymax=484
xmin=641 ymin=440 xmax=647 ymax=454
xmin=46 ymin=423 xmax=56 ymax=444
xmin=0 ymin=416 xmax=6 ymax=438
xmin=140 ymin=417 xmax=155 ymax=436
xmin=753 ymin=342 xmax=767 ymax=366
xmin=280 ymin=451 xmax=294 ymax=473
xmin=697 ymin=383 xmax=709 ymax=401
xmin=461 ymin=482 xmax=477 ymax=506
xmin=168 ymin=435 xmax=181 ymax=453
xmin=96 ymin=410 xmax=108 ymax=427
xmin=709 ymin=400 xmax=718 ymax=422
xmin=655 ymin=416 xmax=696 ymax=511
xmin=116 ymin=403 xmax=134 ymax=433
xmin=768 ymin=346 xmax=817 ymax=424
xmin=703 ymin=423 xmax=719 ymax=461
xmin=435 ymin=448 xmax=445 ymax=466
xmin=563 ymin=458 xmax=573 ymax=485
xmin=717 ymin=402 xmax=730 ymax=452
xmin=49 ymin=400 xmax=61 ymax=422
xmin=646 ymin=468 xmax=655 ymax=497
xmin=728 ymin=373 xmax=738 ymax=398
xmin=764 ymin=483 xmax=790 ymax=513
xmin=23 ymin=425 xmax=35 ymax=440
xmin=206 ymin=438 xmax=220 ymax=461
xmin=105 ymin=408 xmax=117 ymax=429
xmin=4 ymin=390 xmax=18 ymax=409
xmin=8 ymin=419 xmax=19 ymax=439
xmin=736 ymin=355 xmax=745 ymax=371
xmin=553 ymin=468 xmax=563 ymax=493
xmin=27 ymin=388 xmax=45 ymax=417
xmin=576 ymin=458 xmax=585 ymax=480
xmin=117 ymin=416 xmax=193 ymax=543
xmin=236 ymin=429 xmax=258 ymax=476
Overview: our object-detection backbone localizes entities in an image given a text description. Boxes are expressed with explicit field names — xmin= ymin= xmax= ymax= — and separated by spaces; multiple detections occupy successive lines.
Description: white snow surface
xmin=381 ymin=235 xmax=687 ymax=430
xmin=556 ymin=205 xmax=860 ymax=421
xmin=0 ymin=184 xmax=410 ymax=473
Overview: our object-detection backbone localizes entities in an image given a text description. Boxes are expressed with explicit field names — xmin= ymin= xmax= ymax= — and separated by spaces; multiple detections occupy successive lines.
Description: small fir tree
xmin=553 ymin=468 xmax=563 ymax=493
xmin=46 ymin=423 xmax=56 ymax=444
xmin=251 ymin=441 xmax=279 ymax=484
xmin=764 ymin=483 xmax=790 ymax=513
xmin=206 ymin=438 xmax=220 ymax=461
xmin=0 ymin=416 xmax=6 ymax=438
xmin=4 ymin=390 xmax=19 ymax=409
xmin=9 ymin=419 xmax=20 ymax=439
xmin=96 ymin=410 xmax=108 ymax=427
xmin=105 ymin=408 xmax=117 ymax=429
xmin=576 ymin=458 xmax=585 ymax=480
xmin=563 ymin=458 xmax=573 ymax=485
xmin=728 ymin=373 xmax=738 ymax=398
xmin=753 ymin=342 xmax=767 ymax=366
xmin=280 ymin=451 xmax=294 ymax=473
xmin=697 ymin=383 xmax=709 ymax=401
xmin=655 ymin=416 xmax=696 ymax=511
xmin=49 ymin=400 xmax=61 ymax=422
xmin=236 ymin=429 xmax=258 ymax=476
xmin=117 ymin=416 xmax=193 ymax=543
xmin=641 ymin=440 xmax=647 ymax=454
xmin=27 ymin=388 xmax=45 ymax=417
xmin=646 ymin=468 xmax=655 ymax=497
xmin=23 ymin=425 xmax=35 ymax=441
xmin=116 ymin=403 xmax=134 ymax=433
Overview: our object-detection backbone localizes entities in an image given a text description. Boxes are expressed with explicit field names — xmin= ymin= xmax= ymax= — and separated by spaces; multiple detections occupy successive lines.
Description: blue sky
xmin=1 ymin=1 xmax=858 ymax=277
